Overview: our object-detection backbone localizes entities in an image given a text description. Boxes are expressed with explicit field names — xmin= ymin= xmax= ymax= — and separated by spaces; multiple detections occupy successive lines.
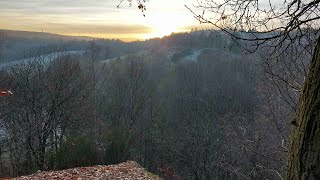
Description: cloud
xmin=0 ymin=0 xmax=119 ymax=16
xmin=44 ymin=23 xmax=153 ymax=34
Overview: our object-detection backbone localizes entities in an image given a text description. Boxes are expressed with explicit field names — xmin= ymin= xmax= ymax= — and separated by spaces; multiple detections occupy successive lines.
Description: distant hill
xmin=0 ymin=51 xmax=85 ymax=69
xmin=0 ymin=29 xmax=94 ymax=41
xmin=0 ymin=28 xmax=244 ymax=64
xmin=0 ymin=29 xmax=94 ymax=62
xmin=0 ymin=29 xmax=146 ymax=63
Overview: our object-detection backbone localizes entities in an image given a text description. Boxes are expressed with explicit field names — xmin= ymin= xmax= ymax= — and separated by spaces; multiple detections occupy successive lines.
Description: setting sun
xmin=150 ymin=24 xmax=177 ymax=38
xmin=142 ymin=12 xmax=193 ymax=39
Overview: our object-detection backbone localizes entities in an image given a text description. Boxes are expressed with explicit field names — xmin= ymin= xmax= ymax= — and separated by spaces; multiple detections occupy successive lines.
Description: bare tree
xmin=117 ymin=0 xmax=147 ymax=16
xmin=0 ymin=51 xmax=92 ymax=176
xmin=124 ymin=0 xmax=320 ymax=178
xmin=98 ymin=55 xmax=154 ymax=165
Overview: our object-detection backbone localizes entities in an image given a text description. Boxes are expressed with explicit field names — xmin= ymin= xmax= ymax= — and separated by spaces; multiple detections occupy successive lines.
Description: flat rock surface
xmin=12 ymin=161 xmax=160 ymax=180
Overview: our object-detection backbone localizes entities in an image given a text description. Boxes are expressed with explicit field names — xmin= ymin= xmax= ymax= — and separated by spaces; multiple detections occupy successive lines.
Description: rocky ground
xmin=12 ymin=161 xmax=161 ymax=180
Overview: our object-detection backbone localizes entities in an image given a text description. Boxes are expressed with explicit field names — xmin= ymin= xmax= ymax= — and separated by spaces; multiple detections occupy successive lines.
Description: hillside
xmin=0 ymin=28 xmax=300 ymax=179
xmin=12 ymin=161 xmax=161 ymax=180
xmin=0 ymin=29 xmax=94 ymax=41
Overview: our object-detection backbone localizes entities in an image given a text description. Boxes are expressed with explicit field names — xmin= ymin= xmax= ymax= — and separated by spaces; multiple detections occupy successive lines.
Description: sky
xmin=0 ymin=0 xmax=206 ymax=41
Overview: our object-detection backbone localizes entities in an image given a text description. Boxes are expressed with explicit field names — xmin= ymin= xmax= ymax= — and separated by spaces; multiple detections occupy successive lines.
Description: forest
xmin=0 ymin=27 xmax=312 ymax=179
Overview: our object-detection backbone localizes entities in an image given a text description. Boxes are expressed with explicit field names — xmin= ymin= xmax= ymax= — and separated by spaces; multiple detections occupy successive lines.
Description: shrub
xmin=54 ymin=134 xmax=99 ymax=169
xmin=105 ymin=128 xmax=129 ymax=164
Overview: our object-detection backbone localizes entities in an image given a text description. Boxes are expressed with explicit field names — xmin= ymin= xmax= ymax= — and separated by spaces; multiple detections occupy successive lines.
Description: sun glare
xmin=142 ymin=13 xmax=190 ymax=39
xmin=150 ymin=25 xmax=177 ymax=38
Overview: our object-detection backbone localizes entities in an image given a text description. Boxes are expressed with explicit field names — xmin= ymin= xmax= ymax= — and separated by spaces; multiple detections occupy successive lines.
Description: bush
xmin=54 ymin=134 xmax=99 ymax=170
xmin=105 ymin=128 xmax=129 ymax=164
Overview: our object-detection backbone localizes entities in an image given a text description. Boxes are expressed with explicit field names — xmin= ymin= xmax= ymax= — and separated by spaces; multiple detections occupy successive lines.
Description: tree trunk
xmin=286 ymin=37 xmax=320 ymax=180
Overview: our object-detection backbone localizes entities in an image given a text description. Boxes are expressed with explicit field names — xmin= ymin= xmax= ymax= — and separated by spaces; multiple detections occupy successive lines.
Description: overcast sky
xmin=0 ymin=0 xmax=206 ymax=41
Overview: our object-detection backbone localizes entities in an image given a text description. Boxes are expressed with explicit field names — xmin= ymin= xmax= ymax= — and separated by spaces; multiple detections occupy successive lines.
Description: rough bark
xmin=287 ymin=36 xmax=320 ymax=180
